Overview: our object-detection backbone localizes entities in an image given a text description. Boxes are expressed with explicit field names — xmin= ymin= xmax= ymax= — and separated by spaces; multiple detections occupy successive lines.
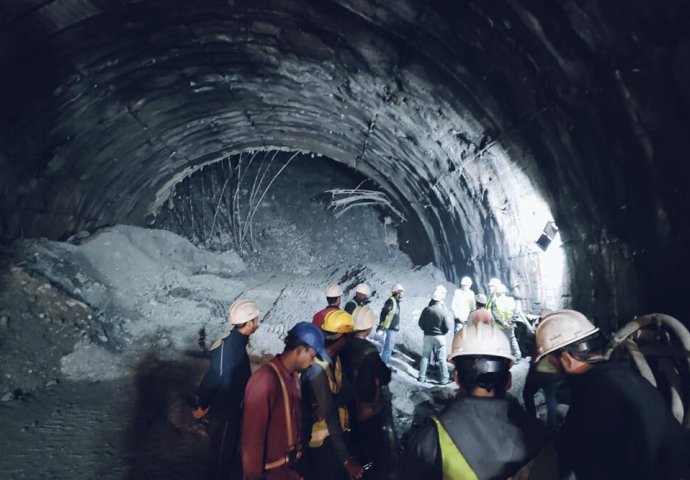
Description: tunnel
xmin=1 ymin=0 xmax=689 ymax=478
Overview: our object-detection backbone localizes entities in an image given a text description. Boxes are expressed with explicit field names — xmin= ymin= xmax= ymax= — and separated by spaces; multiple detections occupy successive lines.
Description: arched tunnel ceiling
xmin=1 ymin=0 xmax=689 ymax=325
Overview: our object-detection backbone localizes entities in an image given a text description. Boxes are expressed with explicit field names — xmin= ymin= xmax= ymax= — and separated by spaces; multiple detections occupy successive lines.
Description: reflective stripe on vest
xmin=431 ymin=416 xmax=478 ymax=480
xmin=381 ymin=296 xmax=398 ymax=329
xmin=309 ymin=357 xmax=350 ymax=448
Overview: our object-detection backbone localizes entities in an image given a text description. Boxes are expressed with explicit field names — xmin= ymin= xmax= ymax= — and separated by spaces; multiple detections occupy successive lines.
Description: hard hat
xmin=288 ymin=322 xmax=331 ymax=364
xmin=431 ymin=285 xmax=447 ymax=301
xmin=448 ymin=322 xmax=515 ymax=363
xmin=352 ymin=305 xmax=377 ymax=331
xmin=354 ymin=283 xmax=371 ymax=296
xmin=228 ymin=299 xmax=261 ymax=325
xmin=496 ymin=284 xmax=507 ymax=294
xmin=488 ymin=278 xmax=501 ymax=287
xmin=391 ymin=283 xmax=405 ymax=293
xmin=475 ymin=293 xmax=488 ymax=305
xmin=325 ymin=284 xmax=344 ymax=297
xmin=534 ymin=309 xmax=600 ymax=362
xmin=322 ymin=310 xmax=354 ymax=334
xmin=460 ymin=276 xmax=472 ymax=287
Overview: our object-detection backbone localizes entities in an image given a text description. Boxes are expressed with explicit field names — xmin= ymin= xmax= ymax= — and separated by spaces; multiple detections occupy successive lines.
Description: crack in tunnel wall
xmin=1 ymin=0 xmax=690 ymax=328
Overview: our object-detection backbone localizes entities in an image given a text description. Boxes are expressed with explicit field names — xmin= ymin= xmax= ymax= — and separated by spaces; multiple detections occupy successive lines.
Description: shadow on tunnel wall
xmin=125 ymin=351 xmax=209 ymax=480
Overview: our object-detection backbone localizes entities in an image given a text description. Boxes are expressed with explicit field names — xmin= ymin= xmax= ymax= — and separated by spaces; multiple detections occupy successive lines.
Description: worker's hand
xmin=192 ymin=406 xmax=209 ymax=419
xmin=375 ymin=328 xmax=383 ymax=337
xmin=344 ymin=458 xmax=365 ymax=479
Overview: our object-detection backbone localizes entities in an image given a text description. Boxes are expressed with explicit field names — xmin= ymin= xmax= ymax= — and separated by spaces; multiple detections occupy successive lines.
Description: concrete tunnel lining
xmin=1 ymin=0 xmax=690 ymax=325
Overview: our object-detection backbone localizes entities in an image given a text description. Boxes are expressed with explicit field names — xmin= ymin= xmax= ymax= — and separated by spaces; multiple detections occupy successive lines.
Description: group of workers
xmin=193 ymin=279 xmax=690 ymax=480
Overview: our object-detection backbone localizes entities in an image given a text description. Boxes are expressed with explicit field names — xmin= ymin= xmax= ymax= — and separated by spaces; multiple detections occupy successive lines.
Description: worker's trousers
xmin=206 ymin=409 xmax=242 ymax=480
xmin=502 ymin=328 xmax=522 ymax=360
xmin=418 ymin=335 xmax=449 ymax=383
xmin=380 ymin=329 xmax=397 ymax=367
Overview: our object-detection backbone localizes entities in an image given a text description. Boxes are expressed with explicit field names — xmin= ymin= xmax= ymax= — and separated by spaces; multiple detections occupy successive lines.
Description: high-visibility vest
xmin=494 ymin=296 xmax=516 ymax=325
xmin=431 ymin=416 xmax=478 ymax=480
xmin=381 ymin=296 xmax=398 ymax=329
xmin=308 ymin=357 xmax=350 ymax=448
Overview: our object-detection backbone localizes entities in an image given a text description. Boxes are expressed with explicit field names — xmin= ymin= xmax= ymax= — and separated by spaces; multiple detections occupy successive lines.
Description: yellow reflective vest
xmin=432 ymin=416 xmax=478 ymax=480
xmin=308 ymin=357 xmax=350 ymax=448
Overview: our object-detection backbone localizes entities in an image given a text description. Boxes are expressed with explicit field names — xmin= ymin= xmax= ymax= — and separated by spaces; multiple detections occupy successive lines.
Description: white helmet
xmin=325 ymin=284 xmax=344 ymax=297
xmin=488 ymin=278 xmax=501 ymax=287
xmin=460 ymin=276 xmax=472 ymax=287
xmin=448 ymin=322 xmax=515 ymax=363
xmin=431 ymin=285 xmax=447 ymax=301
xmin=352 ymin=305 xmax=377 ymax=331
xmin=475 ymin=293 xmax=488 ymax=305
xmin=354 ymin=283 xmax=371 ymax=296
xmin=228 ymin=299 xmax=261 ymax=325
xmin=534 ymin=309 xmax=600 ymax=362
xmin=391 ymin=283 xmax=404 ymax=293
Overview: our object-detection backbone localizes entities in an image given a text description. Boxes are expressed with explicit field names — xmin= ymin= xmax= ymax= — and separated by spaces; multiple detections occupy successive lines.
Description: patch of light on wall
xmin=511 ymin=194 xmax=567 ymax=309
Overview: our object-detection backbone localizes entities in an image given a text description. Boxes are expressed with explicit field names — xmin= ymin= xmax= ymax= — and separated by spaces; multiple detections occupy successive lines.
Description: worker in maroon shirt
xmin=242 ymin=322 xmax=331 ymax=480
xmin=312 ymin=284 xmax=343 ymax=328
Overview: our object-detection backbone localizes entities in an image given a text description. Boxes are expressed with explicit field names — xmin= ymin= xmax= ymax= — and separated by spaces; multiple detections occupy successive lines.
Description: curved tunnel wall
xmin=1 ymin=0 xmax=689 ymax=328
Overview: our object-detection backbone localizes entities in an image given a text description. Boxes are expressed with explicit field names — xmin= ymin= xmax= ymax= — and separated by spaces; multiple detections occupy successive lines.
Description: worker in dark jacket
xmin=376 ymin=283 xmax=404 ymax=368
xmin=402 ymin=322 xmax=556 ymax=480
xmin=193 ymin=299 xmax=261 ymax=480
xmin=343 ymin=305 xmax=393 ymax=479
xmin=302 ymin=310 xmax=365 ymax=480
xmin=344 ymin=283 xmax=371 ymax=314
xmin=535 ymin=309 xmax=690 ymax=480
xmin=242 ymin=322 xmax=330 ymax=480
xmin=417 ymin=285 xmax=452 ymax=384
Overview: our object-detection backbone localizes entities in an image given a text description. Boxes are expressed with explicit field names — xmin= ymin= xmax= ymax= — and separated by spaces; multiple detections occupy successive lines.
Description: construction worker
xmin=451 ymin=276 xmax=475 ymax=334
xmin=376 ymin=283 xmax=404 ymax=368
xmin=242 ymin=322 xmax=330 ymax=480
xmin=313 ymin=284 xmax=343 ymax=328
xmin=535 ymin=310 xmax=690 ymax=479
xmin=343 ymin=305 xmax=393 ymax=479
xmin=194 ymin=299 xmax=261 ymax=480
xmin=484 ymin=277 xmax=501 ymax=311
xmin=402 ymin=323 xmax=556 ymax=479
xmin=491 ymin=283 xmax=522 ymax=360
xmin=417 ymin=285 xmax=451 ymax=384
xmin=466 ymin=293 xmax=493 ymax=327
xmin=301 ymin=310 xmax=365 ymax=480
xmin=344 ymin=283 xmax=371 ymax=314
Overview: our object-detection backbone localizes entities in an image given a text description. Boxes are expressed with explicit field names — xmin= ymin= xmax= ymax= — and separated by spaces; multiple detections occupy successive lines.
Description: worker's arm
xmin=241 ymin=368 xmax=275 ymax=480
xmin=196 ymin=342 xmax=224 ymax=409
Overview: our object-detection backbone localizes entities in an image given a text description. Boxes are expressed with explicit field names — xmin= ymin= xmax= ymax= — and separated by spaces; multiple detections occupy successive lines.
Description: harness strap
xmin=265 ymin=361 xmax=299 ymax=470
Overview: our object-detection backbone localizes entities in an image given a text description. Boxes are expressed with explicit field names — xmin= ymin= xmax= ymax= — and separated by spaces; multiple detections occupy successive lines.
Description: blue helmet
xmin=288 ymin=322 xmax=331 ymax=364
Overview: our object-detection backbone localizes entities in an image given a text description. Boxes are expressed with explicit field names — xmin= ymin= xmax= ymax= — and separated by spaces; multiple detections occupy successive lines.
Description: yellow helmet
xmin=322 ymin=310 xmax=354 ymax=334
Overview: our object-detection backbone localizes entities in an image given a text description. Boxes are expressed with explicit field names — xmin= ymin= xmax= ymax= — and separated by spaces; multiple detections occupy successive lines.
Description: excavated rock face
xmin=1 ymin=0 xmax=689 ymax=328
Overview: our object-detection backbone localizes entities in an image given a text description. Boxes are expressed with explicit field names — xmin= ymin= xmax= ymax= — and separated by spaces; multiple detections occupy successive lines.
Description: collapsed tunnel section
xmin=2 ymin=0 xmax=689 ymax=327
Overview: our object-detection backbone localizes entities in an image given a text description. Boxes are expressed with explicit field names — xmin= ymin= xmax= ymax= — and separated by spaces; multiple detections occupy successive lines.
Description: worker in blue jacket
xmin=193 ymin=299 xmax=261 ymax=480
